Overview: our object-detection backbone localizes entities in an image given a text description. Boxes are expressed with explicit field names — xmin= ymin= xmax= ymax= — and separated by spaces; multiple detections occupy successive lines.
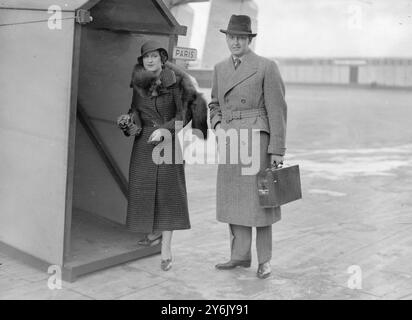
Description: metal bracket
xmin=75 ymin=9 xmax=93 ymax=24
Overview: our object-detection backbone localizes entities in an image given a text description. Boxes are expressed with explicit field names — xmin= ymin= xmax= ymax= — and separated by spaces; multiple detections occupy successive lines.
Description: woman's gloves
xmin=117 ymin=113 xmax=169 ymax=145
xmin=117 ymin=113 xmax=141 ymax=137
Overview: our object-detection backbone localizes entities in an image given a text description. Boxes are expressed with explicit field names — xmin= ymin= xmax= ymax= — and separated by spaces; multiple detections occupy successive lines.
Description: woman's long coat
xmin=209 ymin=50 xmax=287 ymax=227
xmin=126 ymin=63 xmax=207 ymax=233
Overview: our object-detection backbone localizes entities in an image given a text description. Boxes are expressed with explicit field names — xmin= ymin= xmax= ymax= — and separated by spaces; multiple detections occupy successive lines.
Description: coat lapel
xmin=223 ymin=51 xmax=258 ymax=96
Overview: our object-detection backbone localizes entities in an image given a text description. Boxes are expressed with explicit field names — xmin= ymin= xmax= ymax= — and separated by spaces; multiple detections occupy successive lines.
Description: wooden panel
xmin=73 ymin=119 xmax=128 ymax=224
xmin=77 ymin=103 xmax=128 ymax=197
xmin=88 ymin=0 xmax=187 ymax=35
xmin=0 ymin=9 xmax=75 ymax=265
xmin=63 ymin=209 xmax=160 ymax=282
xmin=64 ymin=23 xmax=82 ymax=260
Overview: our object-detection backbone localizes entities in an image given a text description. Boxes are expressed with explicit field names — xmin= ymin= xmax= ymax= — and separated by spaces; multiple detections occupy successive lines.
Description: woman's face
xmin=143 ymin=50 xmax=162 ymax=73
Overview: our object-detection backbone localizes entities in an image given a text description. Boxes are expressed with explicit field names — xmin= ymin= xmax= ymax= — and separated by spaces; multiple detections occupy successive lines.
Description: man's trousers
xmin=229 ymin=224 xmax=272 ymax=264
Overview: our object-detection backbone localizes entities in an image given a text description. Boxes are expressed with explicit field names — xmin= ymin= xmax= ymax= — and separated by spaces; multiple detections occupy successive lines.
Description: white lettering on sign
xmin=173 ymin=47 xmax=198 ymax=61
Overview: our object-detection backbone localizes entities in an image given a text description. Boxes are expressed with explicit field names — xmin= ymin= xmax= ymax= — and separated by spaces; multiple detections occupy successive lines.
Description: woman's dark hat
xmin=220 ymin=14 xmax=257 ymax=37
xmin=138 ymin=40 xmax=169 ymax=64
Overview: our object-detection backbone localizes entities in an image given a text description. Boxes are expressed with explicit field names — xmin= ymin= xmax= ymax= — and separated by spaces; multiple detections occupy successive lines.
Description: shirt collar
xmin=232 ymin=55 xmax=242 ymax=63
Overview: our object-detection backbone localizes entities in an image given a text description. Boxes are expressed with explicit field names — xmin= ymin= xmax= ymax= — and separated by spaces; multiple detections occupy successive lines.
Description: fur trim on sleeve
xmin=165 ymin=62 xmax=208 ymax=139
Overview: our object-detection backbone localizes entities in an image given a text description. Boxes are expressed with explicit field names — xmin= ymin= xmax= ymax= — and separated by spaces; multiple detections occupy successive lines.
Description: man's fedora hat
xmin=138 ymin=40 xmax=169 ymax=64
xmin=220 ymin=14 xmax=257 ymax=37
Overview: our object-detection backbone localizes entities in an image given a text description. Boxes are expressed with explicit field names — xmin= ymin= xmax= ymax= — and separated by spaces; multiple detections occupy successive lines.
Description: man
xmin=209 ymin=14 xmax=287 ymax=279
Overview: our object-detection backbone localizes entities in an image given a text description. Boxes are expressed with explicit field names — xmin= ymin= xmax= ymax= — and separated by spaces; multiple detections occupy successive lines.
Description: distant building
xmin=202 ymin=0 xmax=257 ymax=69
xmin=165 ymin=0 xmax=258 ymax=69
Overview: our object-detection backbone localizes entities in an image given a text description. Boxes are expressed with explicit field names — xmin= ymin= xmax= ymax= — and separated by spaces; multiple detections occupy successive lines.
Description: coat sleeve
xmin=128 ymin=90 xmax=143 ymax=134
xmin=160 ymin=63 xmax=208 ymax=139
xmin=208 ymin=65 xmax=222 ymax=130
xmin=263 ymin=60 xmax=287 ymax=155
xmin=120 ymin=89 xmax=142 ymax=137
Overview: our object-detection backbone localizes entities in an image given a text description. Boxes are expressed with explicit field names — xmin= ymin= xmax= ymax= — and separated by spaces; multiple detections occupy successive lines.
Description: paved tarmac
xmin=1 ymin=84 xmax=412 ymax=300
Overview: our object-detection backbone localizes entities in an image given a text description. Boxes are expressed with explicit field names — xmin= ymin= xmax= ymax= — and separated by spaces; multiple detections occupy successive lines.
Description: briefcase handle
xmin=271 ymin=161 xmax=284 ymax=170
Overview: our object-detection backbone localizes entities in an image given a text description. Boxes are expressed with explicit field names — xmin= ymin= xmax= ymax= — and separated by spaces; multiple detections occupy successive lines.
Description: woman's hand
xmin=117 ymin=114 xmax=132 ymax=130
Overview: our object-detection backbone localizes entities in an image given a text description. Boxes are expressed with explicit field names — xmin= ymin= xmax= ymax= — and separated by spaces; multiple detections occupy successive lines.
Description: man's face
xmin=226 ymin=34 xmax=251 ymax=57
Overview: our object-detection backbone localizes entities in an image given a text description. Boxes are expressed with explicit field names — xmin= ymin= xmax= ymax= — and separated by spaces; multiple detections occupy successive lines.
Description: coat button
xmin=241 ymin=99 xmax=246 ymax=104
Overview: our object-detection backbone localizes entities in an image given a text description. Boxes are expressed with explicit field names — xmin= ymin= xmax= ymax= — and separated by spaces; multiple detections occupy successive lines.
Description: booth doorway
xmin=61 ymin=0 xmax=186 ymax=281
xmin=63 ymin=28 xmax=170 ymax=282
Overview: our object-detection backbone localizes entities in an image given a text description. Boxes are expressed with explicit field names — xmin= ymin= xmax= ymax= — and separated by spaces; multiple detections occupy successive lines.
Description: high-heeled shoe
xmin=138 ymin=233 xmax=162 ymax=246
xmin=160 ymin=258 xmax=172 ymax=271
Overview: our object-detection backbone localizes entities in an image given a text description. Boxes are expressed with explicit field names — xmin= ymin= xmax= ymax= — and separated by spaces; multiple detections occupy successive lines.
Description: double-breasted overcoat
xmin=209 ymin=50 xmax=287 ymax=227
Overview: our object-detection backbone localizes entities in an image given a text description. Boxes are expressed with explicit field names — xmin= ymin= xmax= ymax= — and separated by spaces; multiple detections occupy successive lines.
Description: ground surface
xmin=1 ymin=84 xmax=412 ymax=300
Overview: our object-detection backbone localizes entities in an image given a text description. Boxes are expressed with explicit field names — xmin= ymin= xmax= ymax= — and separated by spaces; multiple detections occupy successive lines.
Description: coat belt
xmin=222 ymin=108 xmax=267 ymax=122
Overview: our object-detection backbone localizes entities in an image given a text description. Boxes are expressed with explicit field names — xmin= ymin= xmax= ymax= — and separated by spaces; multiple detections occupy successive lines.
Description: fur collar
xmin=130 ymin=64 xmax=177 ymax=97
xmin=130 ymin=61 xmax=209 ymax=139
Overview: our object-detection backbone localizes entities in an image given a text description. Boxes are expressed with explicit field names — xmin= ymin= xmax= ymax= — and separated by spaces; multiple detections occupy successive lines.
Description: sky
xmin=189 ymin=0 xmax=412 ymax=58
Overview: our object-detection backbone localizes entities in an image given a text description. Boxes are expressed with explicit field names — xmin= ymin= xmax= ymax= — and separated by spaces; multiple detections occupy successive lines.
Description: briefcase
xmin=257 ymin=164 xmax=302 ymax=208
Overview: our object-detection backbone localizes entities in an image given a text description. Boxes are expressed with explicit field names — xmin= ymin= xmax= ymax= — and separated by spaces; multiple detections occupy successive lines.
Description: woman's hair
xmin=159 ymin=50 xmax=168 ymax=65
xmin=139 ymin=49 xmax=168 ymax=67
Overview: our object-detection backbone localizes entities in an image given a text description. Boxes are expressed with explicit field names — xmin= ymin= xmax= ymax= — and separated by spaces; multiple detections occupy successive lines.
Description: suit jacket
xmin=209 ymin=50 xmax=287 ymax=155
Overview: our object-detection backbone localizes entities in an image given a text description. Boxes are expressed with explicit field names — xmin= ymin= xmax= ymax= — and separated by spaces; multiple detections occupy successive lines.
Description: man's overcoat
xmin=209 ymin=50 xmax=287 ymax=227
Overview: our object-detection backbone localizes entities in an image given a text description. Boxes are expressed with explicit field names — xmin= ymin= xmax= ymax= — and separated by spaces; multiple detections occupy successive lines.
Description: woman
xmin=119 ymin=40 xmax=207 ymax=271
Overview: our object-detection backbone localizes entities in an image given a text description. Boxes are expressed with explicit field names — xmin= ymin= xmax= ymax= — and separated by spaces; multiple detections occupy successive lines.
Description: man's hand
xmin=271 ymin=154 xmax=284 ymax=167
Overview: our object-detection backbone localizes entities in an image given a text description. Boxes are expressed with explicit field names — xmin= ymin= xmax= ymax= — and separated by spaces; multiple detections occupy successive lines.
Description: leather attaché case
xmin=257 ymin=164 xmax=302 ymax=208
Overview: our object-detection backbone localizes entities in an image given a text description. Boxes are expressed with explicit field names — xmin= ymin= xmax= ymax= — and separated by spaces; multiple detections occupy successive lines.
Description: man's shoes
xmin=257 ymin=262 xmax=271 ymax=279
xmin=215 ymin=260 xmax=251 ymax=270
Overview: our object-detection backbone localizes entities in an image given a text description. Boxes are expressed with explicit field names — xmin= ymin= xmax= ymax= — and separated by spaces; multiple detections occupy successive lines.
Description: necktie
xmin=234 ymin=57 xmax=241 ymax=70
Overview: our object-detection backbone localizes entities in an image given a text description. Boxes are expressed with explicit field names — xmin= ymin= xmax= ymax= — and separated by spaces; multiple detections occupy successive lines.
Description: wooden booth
xmin=0 ymin=0 xmax=187 ymax=281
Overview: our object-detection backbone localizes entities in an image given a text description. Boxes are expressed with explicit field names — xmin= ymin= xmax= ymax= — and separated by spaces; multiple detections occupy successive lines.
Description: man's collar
xmin=231 ymin=49 xmax=252 ymax=62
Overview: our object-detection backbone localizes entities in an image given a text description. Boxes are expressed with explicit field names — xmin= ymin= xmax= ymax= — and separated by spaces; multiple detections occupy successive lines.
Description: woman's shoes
xmin=138 ymin=233 xmax=162 ymax=246
xmin=160 ymin=258 xmax=172 ymax=271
